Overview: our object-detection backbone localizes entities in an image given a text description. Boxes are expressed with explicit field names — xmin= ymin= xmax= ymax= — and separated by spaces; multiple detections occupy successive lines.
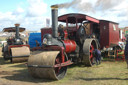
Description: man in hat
xmin=124 ymin=40 xmax=128 ymax=68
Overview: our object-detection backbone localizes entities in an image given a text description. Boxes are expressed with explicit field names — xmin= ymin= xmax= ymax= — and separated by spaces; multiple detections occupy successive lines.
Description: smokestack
xmin=15 ymin=23 xmax=20 ymax=39
xmin=51 ymin=5 xmax=58 ymax=38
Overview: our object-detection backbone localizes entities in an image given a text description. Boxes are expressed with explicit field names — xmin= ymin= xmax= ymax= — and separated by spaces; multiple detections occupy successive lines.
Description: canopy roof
xmin=58 ymin=13 xmax=99 ymax=23
xmin=3 ymin=27 xmax=25 ymax=32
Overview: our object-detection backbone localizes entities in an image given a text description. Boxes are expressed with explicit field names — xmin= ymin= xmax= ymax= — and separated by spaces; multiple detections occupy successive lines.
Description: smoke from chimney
xmin=57 ymin=0 xmax=94 ymax=12
xmin=55 ymin=0 xmax=124 ymax=12
xmin=95 ymin=0 xmax=125 ymax=10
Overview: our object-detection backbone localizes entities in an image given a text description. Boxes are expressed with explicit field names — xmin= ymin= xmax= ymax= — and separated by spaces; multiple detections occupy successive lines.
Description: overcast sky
xmin=0 ymin=0 xmax=128 ymax=31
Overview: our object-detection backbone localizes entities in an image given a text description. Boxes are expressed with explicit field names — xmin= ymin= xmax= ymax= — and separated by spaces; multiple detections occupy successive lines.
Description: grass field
xmin=0 ymin=48 xmax=128 ymax=85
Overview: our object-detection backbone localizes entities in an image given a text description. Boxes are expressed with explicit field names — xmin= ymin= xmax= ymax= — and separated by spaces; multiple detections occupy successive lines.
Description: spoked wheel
xmin=28 ymin=51 xmax=67 ymax=80
xmin=54 ymin=53 xmax=67 ymax=80
xmin=90 ymin=44 xmax=95 ymax=65
xmin=55 ymin=56 xmax=61 ymax=74
xmin=82 ymin=39 xmax=98 ymax=66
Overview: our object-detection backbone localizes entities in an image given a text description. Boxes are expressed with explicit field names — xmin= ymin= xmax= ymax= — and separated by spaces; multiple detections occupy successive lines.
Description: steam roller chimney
xmin=51 ymin=5 xmax=58 ymax=38
xmin=15 ymin=23 xmax=20 ymax=39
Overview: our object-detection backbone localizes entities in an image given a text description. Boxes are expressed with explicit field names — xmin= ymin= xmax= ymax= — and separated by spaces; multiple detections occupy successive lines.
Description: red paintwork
xmin=41 ymin=18 xmax=120 ymax=51
xmin=90 ymin=44 xmax=95 ymax=64
xmin=55 ymin=47 xmax=65 ymax=74
xmin=100 ymin=20 xmax=119 ymax=48
xmin=86 ymin=16 xmax=99 ymax=23
xmin=42 ymin=45 xmax=62 ymax=51
xmin=41 ymin=28 xmax=52 ymax=42
xmin=116 ymin=50 xmax=125 ymax=61
xmin=8 ymin=45 xmax=30 ymax=50
xmin=54 ymin=60 xmax=73 ymax=68
xmin=41 ymin=28 xmax=76 ymax=53
xmin=64 ymin=30 xmax=68 ymax=39
xmin=55 ymin=55 xmax=61 ymax=74
xmin=63 ymin=40 xmax=76 ymax=53
xmin=90 ymin=44 xmax=94 ymax=59
xmin=58 ymin=13 xmax=99 ymax=23
xmin=60 ymin=47 xmax=65 ymax=63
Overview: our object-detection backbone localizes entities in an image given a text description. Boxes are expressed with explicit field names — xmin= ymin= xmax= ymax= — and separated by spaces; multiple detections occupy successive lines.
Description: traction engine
xmin=2 ymin=24 xmax=30 ymax=63
xmin=27 ymin=6 xmax=99 ymax=80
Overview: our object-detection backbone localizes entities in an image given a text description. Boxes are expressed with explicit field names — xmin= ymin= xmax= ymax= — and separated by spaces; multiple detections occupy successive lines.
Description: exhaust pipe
xmin=15 ymin=24 xmax=20 ymax=39
xmin=51 ymin=5 xmax=58 ymax=38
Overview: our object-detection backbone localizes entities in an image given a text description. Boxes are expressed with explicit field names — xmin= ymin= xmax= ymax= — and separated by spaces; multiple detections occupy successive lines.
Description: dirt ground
xmin=0 ymin=47 xmax=128 ymax=85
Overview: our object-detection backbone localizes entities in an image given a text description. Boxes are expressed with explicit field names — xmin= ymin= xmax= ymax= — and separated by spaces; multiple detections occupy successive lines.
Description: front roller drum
xmin=11 ymin=46 xmax=30 ymax=63
xmin=82 ymin=39 xmax=98 ymax=66
xmin=28 ymin=51 xmax=67 ymax=80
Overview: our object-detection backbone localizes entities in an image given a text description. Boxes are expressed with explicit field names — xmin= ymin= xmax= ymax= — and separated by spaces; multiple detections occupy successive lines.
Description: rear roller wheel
xmin=28 ymin=51 xmax=67 ymax=80
xmin=82 ymin=39 xmax=98 ymax=66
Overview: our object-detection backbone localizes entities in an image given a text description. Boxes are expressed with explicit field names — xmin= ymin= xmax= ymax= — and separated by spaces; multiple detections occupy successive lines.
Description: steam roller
xmin=28 ymin=51 xmax=68 ymax=80
xmin=27 ymin=5 xmax=100 ymax=80
xmin=2 ymin=24 xmax=30 ymax=63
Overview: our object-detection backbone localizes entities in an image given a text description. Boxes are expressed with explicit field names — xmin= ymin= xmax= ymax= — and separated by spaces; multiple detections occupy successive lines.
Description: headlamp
xmin=43 ymin=38 xmax=47 ymax=44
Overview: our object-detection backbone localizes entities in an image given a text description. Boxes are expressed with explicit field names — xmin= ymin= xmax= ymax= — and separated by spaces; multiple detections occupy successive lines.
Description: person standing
xmin=35 ymin=40 xmax=40 ymax=47
xmin=93 ymin=48 xmax=101 ymax=65
xmin=124 ymin=40 xmax=128 ymax=68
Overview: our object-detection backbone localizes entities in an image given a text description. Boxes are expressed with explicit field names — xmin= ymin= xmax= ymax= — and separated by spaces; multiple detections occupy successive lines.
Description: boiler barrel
xmin=63 ymin=40 xmax=76 ymax=53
